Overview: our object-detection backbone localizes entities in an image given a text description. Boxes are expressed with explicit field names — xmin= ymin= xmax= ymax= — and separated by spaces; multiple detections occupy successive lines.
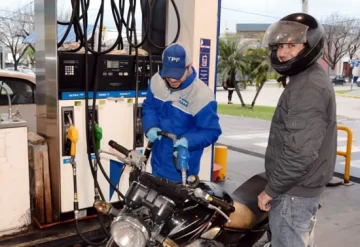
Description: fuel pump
xmin=34 ymin=2 xmax=219 ymax=244
xmin=54 ymin=0 xmax=175 ymax=232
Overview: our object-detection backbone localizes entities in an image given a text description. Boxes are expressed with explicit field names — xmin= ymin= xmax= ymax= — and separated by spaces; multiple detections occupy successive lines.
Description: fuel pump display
xmin=58 ymin=53 xmax=161 ymax=99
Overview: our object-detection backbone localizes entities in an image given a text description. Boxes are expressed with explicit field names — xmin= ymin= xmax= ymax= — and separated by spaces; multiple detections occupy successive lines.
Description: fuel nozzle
xmin=66 ymin=115 xmax=78 ymax=163
xmin=66 ymin=115 xmax=79 ymax=215
xmin=176 ymin=146 xmax=190 ymax=186
xmin=94 ymin=123 xmax=102 ymax=151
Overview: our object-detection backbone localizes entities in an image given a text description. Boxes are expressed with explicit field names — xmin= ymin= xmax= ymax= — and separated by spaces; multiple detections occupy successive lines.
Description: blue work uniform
xmin=142 ymin=68 xmax=222 ymax=182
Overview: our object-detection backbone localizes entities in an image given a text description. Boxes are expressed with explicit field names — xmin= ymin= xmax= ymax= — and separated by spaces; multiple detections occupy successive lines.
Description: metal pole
xmin=302 ymin=0 xmax=309 ymax=13
xmin=35 ymin=0 xmax=61 ymax=221
xmin=0 ymin=46 xmax=4 ymax=69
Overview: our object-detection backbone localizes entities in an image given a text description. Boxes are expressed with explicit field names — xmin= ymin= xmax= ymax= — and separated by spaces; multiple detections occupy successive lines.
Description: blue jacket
xmin=142 ymin=68 xmax=222 ymax=182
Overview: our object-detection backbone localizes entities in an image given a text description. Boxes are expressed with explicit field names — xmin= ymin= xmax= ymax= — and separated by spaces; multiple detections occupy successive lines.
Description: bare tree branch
xmin=57 ymin=5 xmax=73 ymax=23
xmin=321 ymin=13 xmax=360 ymax=71
xmin=0 ymin=6 xmax=34 ymax=70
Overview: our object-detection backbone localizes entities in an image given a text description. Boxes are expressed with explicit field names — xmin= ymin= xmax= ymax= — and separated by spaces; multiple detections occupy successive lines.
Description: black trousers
xmin=228 ymin=89 xmax=234 ymax=101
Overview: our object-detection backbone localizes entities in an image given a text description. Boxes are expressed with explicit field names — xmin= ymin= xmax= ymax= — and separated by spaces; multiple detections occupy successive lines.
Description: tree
xmin=322 ymin=13 xmax=360 ymax=73
xmin=0 ymin=7 xmax=34 ymax=70
xmin=26 ymin=46 xmax=35 ymax=68
xmin=218 ymin=33 xmax=251 ymax=107
xmin=245 ymin=47 xmax=271 ymax=108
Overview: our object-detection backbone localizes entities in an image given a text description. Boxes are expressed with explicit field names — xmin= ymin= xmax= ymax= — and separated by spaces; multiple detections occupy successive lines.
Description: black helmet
xmin=262 ymin=13 xmax=325 ymax=76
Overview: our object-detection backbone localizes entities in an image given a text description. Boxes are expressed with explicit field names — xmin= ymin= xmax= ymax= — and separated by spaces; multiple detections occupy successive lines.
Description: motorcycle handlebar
xmin=209 ymin=195 xmax=235 ymax=213
xmin=144 ymin=142 xmax=152 ymax=161
xmin=108 ymin=140 xmax=131 ymax=157
xmin=139 ymin=172 xmax=235 ymax=214
xmin=157 ymin=131 xmax=177 ymax=143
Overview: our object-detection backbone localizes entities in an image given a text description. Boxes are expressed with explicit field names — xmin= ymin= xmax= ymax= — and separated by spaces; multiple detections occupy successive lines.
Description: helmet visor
xmin=262 ymin=21 xmax=309 ymax=47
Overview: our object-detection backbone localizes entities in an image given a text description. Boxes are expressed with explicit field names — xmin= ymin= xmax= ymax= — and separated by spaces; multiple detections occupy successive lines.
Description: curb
xmin=335 ymin=93 xmax=360 ymax=99
xmin=216 ymin=142 xmax=265 ymax=159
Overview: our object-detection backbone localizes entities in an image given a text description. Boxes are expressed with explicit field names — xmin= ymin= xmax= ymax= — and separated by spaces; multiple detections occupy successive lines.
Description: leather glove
xmin=146 ymin=127 xmax=162 ymax=143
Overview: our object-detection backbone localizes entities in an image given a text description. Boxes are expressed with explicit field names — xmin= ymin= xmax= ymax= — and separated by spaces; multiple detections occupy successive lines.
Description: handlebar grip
xmin=209 ymin=196 xmax=235 ymax=213
xmin=108 ymin=140 xmax=131 ymax=156
xmin=144 ymin=142 xmax=152 ymax=161
xmin=139 ymin=173 xmax=189 ymax=200
xmin=157 ymin=131 xmax=177 ymax=142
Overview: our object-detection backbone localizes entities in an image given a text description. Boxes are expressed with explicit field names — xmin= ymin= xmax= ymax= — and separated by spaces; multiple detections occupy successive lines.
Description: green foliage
xmin=244 ymin=47 xmax=271 ymax=87
xmin=218 ymin=33 xmax=251 ymax=83
xmin=267 ymin=71 xmax=279 ymax=80
xmin=26 ymin=47 xmax=35 ymax=59
xmin=218 ymin=104 xmax=276 ymax=121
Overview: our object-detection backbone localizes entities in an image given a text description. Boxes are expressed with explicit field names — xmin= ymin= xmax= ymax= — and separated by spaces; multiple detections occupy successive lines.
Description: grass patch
xmin=218 ymin=104 xmax=275 ymax=121
xmin=335 ymin=89 xmax=360 ymax=94
xmin=218 ymin=104 xmax=347 ymax=121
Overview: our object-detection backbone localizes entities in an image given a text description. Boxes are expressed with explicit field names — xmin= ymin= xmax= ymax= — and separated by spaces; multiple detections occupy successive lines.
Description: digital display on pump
xmin=106 ymin=60 xmax=119 ymax=69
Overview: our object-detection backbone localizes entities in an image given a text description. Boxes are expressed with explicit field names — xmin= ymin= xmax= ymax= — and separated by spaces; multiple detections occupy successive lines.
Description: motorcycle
xmin=96 ymin=132 xmax=270 ymax=247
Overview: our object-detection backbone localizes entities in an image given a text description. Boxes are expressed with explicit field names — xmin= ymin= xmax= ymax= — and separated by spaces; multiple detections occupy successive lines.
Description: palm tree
xmin=245 ymin=47 xmax=273 ymax=108
xmin=218 ymin=33 xmax=251 ymax=107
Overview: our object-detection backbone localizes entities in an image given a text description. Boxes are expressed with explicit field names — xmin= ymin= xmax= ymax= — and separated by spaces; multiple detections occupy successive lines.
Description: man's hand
xmin=146 ymin=127 xmax=162 ymax=143
xmin=258 ymin=190 xmax=273 ymax=211
xmin=174 ymin=137 xmax=188 ymax=149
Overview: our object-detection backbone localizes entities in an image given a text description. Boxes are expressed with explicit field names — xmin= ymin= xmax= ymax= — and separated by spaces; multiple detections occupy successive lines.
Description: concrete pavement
xmin=213 ymin=79 xmax=360 ymax=246
xmin=221 ymin=150 xmax=360 ymax=247
xmin=213 ymin=82 xmax=360 ymax=245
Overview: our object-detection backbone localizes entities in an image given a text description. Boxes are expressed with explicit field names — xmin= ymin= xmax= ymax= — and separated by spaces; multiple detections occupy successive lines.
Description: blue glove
xmin=175 ymin=145 xmax=190 ymax=171
xmin=146 ymin=127 xmax=162 ymax=143
xmin=174 ymin=137 xmax=188 ymax=149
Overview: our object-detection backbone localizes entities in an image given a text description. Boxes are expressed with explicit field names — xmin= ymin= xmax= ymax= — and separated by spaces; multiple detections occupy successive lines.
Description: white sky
xmin=1 ymin=0 xmax=360 ymax=34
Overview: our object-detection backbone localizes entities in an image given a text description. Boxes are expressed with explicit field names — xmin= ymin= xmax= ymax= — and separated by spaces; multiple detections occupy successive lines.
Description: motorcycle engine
xmin=109 ymin=181 xmax=178 ymax=247
xmin=125 ymin=181 xmax=176 ymax=224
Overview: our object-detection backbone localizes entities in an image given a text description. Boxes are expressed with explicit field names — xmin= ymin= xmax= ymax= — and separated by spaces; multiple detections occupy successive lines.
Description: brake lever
xmin=99 ymin=150 xmax=130 ymax=165
xmin=100 ymin=149 xmax=147 ymax=171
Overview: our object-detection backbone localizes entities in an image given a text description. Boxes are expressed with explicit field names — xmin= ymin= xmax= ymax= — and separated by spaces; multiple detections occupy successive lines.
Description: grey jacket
xmin=264 ymin=63 xmax=337 ymax=198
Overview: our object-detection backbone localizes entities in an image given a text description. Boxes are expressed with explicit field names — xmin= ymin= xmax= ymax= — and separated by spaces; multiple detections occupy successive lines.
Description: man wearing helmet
xmin=257 ymin=13 xmax=337 ymax=247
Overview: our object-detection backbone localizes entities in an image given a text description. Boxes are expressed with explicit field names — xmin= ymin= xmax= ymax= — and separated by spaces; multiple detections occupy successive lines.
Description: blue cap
xmin=161 ymin=43 xmax=191 ymax=80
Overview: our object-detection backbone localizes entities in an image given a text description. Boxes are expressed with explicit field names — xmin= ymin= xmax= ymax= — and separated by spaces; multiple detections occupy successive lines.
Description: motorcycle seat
xmin=225 ymin=172 xmax=268 ymax=229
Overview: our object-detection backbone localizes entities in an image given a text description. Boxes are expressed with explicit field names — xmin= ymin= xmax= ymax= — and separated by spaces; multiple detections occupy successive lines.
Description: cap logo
xmin=168 ymin=56 xmax=181 ymax=62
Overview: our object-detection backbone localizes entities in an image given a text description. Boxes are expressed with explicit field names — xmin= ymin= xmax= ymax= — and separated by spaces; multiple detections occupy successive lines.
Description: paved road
xmin=217 ymin=115 xmax=360 ymax=179
xmin=215 ymin=82 xmax=360 ymax=179
xmin=215 ymin=83 xmax=360 ymax=120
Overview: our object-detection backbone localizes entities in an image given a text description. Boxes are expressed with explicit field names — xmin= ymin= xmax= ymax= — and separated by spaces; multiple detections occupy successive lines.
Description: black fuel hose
xmin=62 ymin=0 xmax=182 ymax=244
